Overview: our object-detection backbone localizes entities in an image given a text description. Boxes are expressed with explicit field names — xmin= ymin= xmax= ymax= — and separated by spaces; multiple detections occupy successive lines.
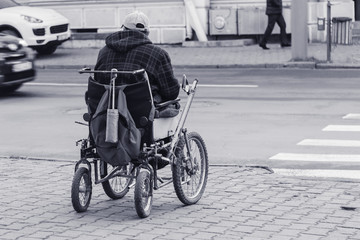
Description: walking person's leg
xmin=259 ymin=14 xmax=277 ymax=49
xmin=277 ymin=14 xmax=291 ymax=47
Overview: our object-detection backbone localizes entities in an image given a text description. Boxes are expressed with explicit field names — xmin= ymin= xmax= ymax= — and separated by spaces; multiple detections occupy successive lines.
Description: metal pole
xmin=327 ymin=0 xmax=331 ymax=63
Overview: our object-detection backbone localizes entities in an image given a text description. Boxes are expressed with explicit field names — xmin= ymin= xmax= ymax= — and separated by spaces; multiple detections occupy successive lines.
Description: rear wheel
xmin=101 ymin=162 xmax=134 ymax=199
xmin=71 ymin=167 xmax=92 ymax=212
xmin=172 ymin=132 xmax=208 ymax=205
xmin=134 ymin=170 xmax=153 ymax=218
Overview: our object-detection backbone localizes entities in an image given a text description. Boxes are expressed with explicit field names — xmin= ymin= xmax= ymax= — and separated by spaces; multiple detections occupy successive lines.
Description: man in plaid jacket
xmin=94 ymin=11 xmax=180 ymax=104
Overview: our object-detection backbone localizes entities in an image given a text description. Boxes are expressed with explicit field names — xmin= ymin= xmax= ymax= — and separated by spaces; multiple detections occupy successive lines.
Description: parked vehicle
xmin=0 ymin=33 xmax=36 ymax=93
xmin=0 ymin=0 xmax=71 ymax=55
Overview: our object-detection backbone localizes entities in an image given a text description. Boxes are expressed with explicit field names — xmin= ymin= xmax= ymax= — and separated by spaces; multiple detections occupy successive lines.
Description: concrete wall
xmin=16 ymin=0 xmax=356 ymax=43
xmin=16 ymin=0 xmax=186 ymax=44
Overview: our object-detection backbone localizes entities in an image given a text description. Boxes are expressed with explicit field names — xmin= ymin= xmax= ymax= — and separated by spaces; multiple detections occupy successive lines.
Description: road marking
xmin=270 ymin=153 xmax=360 ymax=162
xmin=322 ymin=125 xmax=360 ymax=132
xmin=25 ymin=83 xmax=258 ymax=88
xmin=343 ymin=113 xmax=360 ymax=119
xmin=198 ymin=84 xmax=258 ymax=88
xmin=273 ymin=168 xmax=360 ymax=180
xmin=25 ymin=83 xmax=86 ymax=87
xmin=297 ymin=139 xmax=360 ymax=147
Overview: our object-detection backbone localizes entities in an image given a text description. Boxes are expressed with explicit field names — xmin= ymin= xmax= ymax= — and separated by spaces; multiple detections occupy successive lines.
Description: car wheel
xmin=0 ymin=84 xmax=23 ymax=94
xmin=36 ymin=45 xmax=58 ymax=55
xmin=0 ymin=29 xmax=20 ymax=38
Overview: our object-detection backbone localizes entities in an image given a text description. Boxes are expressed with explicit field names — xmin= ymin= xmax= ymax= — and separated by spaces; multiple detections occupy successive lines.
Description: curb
xmin=35 ymin=64 xmax=93 ymax=70
xmin=4 ymin=155 xmax=360 ymax=182
xmin=316 ymin=63 xmax=360 ymax=69
xmin=35 ymin=63 xmax=360 ymax=70
xmin=34 ymin=62 xmax=318 ymax=70
xmin=182 ymin=39 xmax=255 ymax=47
xmin=0 ymin=155 xmax=272 ymax=171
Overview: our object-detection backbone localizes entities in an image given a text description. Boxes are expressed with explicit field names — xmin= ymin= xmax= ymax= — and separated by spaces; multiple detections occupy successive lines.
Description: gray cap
xmin=123 ymin=11 xmax=149 ymax=32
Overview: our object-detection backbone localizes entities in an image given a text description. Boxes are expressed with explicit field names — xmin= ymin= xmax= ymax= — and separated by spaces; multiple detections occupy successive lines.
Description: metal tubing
xmin=327 ymin=1 xmax=332 ymax=63
xmin=79 ymin=68 xmax=145 ymax=75
xmin=170 ymin=80 xmax=198 ymax=153
xmin=155 ymin=178 xmax=173 ymax=189
xmin=183 ymin=128 xmax=193 ymax=163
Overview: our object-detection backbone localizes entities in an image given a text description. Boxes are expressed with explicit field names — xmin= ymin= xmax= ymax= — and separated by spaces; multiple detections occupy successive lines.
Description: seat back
xmin=86 ymin=71 xmax=155 ymax=146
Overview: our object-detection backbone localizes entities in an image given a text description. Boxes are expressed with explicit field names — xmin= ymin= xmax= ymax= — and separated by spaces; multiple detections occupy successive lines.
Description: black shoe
xmin=259 ymin=43 xmax=269 ymax=50
xmin=149 ymin=156 xmax=169 ymax=170
xmin=281 ymin=43 xmax=291 ymax=48
xmin=157 ymin=158 xmax=169 ymax=169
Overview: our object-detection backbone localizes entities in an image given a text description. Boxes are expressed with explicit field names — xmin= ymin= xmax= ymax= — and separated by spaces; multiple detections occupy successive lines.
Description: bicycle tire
xmin=134 ymin=170 xmax=153 ymax=218
xmin=71 ymin=167 xmax=92 ymax=212
xmin=101 ymin=162 xmax=133 ymax=199
xmin=172 ymin=132 xmax=208 ymax=205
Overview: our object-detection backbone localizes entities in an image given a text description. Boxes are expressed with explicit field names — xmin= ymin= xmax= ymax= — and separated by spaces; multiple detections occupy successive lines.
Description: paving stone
xmin=307 ymin=227 xmax=334 ymax=237
xmin=0 ymin=158 xmax=360 ymax=239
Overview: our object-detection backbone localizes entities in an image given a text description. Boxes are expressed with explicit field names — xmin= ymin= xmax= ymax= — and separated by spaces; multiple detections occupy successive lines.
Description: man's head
xmin=123 ymin=11 xmax=149 ymax=35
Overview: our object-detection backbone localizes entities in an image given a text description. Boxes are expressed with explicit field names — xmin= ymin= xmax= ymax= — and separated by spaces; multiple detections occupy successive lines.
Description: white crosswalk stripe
xmin=272 ymin=169 xmax=360 ymax=180
xmin=270 ymin=153 xmax=360 ymax=162
xmin=270 ymin=113 xmax=360 ymax=180
xmin=297 ymin=139 xmax=360 ymax=147
xmin=343 ymin=113 xmax=360 ymax=119
xmin=323 ymin=125 xmax=360 ymax=131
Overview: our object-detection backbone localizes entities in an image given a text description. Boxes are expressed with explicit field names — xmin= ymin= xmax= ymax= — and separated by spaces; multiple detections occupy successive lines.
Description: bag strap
xmin=107 ymin=81 xmax=112 ymax=110
xmin=107 ymin=69 xmax=118 ymax=110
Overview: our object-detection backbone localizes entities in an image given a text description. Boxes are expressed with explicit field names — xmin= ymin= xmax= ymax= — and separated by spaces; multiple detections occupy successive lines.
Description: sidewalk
xmin=0 ymin=157 xmax=359 ymax=240
xmin=34 ymin=42 xmax=360 ymax=70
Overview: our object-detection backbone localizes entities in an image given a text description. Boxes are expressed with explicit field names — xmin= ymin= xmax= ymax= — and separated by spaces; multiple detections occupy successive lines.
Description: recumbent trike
xmin=71 ymin=68 xmax=209 ymax=218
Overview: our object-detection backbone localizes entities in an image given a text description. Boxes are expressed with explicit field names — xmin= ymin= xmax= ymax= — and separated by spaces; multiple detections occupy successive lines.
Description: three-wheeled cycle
xmin=71 ymin=68 xmax=208 ymax=218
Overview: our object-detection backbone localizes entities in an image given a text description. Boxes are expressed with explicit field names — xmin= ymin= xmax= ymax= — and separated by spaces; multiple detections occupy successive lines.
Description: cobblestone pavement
xmin=4 ymin=41 xmax=360 ymax=239
xmin=1 ymin=157 xmax=359 ymax=240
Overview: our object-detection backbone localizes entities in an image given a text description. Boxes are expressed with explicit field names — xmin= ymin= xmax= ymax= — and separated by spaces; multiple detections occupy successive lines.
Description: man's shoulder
xmin=136 ymin=43 xmax=169 ymax=57
xmin=138 ymin=43 xmax=165 ymax=51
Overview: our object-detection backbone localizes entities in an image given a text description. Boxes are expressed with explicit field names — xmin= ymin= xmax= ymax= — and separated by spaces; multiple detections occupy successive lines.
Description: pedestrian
xmin=94 ymin=10 xmax=180 ymax=104
xmin=259 ymin=0 xmax=291 ymax=50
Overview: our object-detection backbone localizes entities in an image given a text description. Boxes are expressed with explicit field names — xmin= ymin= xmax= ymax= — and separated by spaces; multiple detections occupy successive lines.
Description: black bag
xmin=90 ymin=86 xmax=141 ymax=166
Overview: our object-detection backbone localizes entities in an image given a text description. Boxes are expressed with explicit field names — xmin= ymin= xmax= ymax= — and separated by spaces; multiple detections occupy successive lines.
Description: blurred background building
xmin=16 ymin=0 xmax=358 ymax=44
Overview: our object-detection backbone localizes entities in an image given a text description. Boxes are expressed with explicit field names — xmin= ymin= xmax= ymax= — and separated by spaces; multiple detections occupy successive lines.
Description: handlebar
xmin=79 ymin=67 xmax=145 ymax=75
xmin=182 ymin=74 xmax=198 ymax=95
xmin=80 ymin=68 xmax=198 ymax=94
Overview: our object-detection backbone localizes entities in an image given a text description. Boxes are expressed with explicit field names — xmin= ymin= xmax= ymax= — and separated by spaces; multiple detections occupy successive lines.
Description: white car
xmin=0 ymin=0 xmax=71 ymax=55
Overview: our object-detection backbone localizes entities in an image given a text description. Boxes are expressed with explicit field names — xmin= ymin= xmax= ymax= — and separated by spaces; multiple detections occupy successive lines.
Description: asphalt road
xmin=1 ymin=68 xmax=360 ymax=177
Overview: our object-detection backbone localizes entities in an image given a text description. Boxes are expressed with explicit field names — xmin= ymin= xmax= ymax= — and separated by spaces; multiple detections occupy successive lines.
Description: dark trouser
xmin=260 ymin=14 xmax=289 ymax=45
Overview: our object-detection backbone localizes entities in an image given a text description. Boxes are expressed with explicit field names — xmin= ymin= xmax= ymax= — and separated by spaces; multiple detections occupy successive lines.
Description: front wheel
xmin=101 ymin=162 xmax=134 ymax=199
xmin=134 ymin=170 xmax=153 ymax=218
xmin=172 ymin=132 xmax=208 ymax=205
xmin=0 ymin=29 xmax=20 ymax=38
xmin=36 ymin=45 xmax=58 ymax=55
xmin=0 ymin=84 xmax=23 ymax=94
xmin=71 ymin=167 xmax=92 ymax=212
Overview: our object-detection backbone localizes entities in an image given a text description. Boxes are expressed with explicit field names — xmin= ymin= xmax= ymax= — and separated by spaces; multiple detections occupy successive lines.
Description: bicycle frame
xmin=170 ymin=75 xmax=198 ymax=163
xmin=150 ymin=75 xmax=198 ymax=190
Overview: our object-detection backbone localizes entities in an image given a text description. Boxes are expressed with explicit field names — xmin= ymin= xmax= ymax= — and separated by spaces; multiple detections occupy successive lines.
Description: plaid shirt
xmin=94 ymin=30 xmax=180 ymax=103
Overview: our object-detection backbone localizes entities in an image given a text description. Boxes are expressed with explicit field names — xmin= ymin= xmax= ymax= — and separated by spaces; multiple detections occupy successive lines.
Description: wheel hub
xmin=185 ymin=158 xmax=197 ymax=175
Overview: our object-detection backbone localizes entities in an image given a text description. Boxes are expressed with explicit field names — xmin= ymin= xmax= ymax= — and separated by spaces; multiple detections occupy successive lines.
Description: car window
xmin=0 ymin=0 xmax=19 ymax=9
